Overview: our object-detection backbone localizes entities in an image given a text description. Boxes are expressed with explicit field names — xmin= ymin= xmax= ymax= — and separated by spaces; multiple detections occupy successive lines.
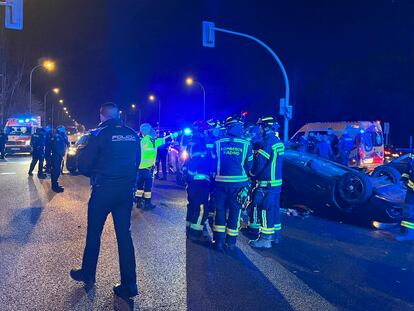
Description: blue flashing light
xmin=360 ymin=129 xmax=365 ymax=134
xmin=25 ymin=118 xmax=30 ymax=122
xmin=31 ymin=118 xmax=37 ymax=121
xmin=183 ymin=128 xmax=192 ymax=136
xmin=18 ymin=119 xmax=24 ymax=123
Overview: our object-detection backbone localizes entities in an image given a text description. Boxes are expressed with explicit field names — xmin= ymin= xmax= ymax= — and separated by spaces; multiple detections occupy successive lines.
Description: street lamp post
xmin=43 ymin=88 xmax=59 ymax=124
xmin=29 ymin=60 xmax=56 ymax=114
xmin=186 ymin=77 xmax=206 ymax=121
xmin=52 ymin=99 xmax=64 ymax=129
xmin=149 ymin=95 xmax=161 ymax=129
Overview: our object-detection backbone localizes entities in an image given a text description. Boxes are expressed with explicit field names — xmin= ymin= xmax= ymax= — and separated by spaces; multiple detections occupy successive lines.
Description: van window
xmin=363 ymin=131 xmax=383 ymax=151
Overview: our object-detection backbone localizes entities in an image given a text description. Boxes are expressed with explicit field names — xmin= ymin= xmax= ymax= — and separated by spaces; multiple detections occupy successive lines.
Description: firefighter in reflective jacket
xmin=212 ymin=116 xmax=253 ymax=251
xmin=248 ymin=117 xmax=284 ymax=249
xmin=135 ymin=123 xmax=178 ymax=209
xmin=396 ymin=154 xmax=414 ymax=241
xmin=182 ymin=121 xmax=215 ymax=241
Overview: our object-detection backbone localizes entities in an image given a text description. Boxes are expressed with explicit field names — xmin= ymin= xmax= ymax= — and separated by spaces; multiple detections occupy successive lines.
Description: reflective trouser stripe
xmin=257 ymin=180 xmax=282 ymax=187
xmin=226 ymin=228 xmax=239 ymax=236
xmin=408 ymin=180 xmax=414 ymax=191
xmin=144 ymin=192 xmax=152 ymax=199
xmin=136 ymin=190 xmax=144 ymax=198
xmin=237 ymin=209 xmax=242 ymax=230
xmin=401 ymin=220 xmax=414 ymax=229
xmin=194 ymin=204 xmax=205 ymax=228
xmin=213 ymin=225 xmax=226 ymax=233
xmin=261 ymin=210 xmax=275 ymax=235
xmin=249 ymin=206 xmax=260 ymax=229
xmin=274 ymin=223 xmax=282 ymax=231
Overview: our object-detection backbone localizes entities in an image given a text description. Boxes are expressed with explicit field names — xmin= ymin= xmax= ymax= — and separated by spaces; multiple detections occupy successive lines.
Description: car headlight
xmin=68 ymin=148 xmax=77 ymax=156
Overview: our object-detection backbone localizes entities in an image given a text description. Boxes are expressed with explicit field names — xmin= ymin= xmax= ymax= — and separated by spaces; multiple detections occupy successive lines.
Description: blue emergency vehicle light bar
xmin=183 ymin=128 xmax=192 ymax=135
xmin=18 ymin=119 xmax=24 ymax=123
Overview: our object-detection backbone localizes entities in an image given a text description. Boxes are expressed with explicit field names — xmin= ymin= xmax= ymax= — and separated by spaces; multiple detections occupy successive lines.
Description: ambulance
xmin=4 ymin=116 xmax=41 ymax=154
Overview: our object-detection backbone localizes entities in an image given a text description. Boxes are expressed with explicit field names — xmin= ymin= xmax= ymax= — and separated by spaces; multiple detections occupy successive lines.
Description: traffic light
xmin=5 ymin=0 xmax=23 ymax=30
xmin=202 ymin=21 xmax=215 ymax=48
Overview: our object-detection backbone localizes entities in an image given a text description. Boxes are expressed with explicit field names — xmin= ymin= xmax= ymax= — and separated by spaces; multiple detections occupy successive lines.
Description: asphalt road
xmin=0 ymin=156 xmax=413 ymax=311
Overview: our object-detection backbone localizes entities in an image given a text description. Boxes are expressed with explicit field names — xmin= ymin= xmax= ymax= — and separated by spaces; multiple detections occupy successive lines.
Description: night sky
xmin=6 ymin=0 xmax=414 ymax=145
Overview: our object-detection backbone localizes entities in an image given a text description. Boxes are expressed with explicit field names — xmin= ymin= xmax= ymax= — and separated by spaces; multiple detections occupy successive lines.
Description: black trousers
xmin=0 ymin=144 xmax=5 ymax=158
xmin=51 ymin=154 xmax=63 ymax=187
xmin=82 ymin=184 xmax=137 ymax=286
xmin=136 ymin=168 xmax=154 ymax=200
xmin=156 ymin=150 xmax=168 ymax=178
xmin=29 ymin=151 xmax=44 ymax=175
xmin=44 ymin=148 xmax=52 ymax=171
xmin=186 ymin=180 xmax=210 ymax=233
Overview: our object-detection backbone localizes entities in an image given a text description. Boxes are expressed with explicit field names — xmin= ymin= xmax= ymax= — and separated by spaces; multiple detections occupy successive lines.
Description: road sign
xmin=5 ymin=0 xmax=23 ymax=30
xmin=202 ymin=21 xmax=215 ymax=48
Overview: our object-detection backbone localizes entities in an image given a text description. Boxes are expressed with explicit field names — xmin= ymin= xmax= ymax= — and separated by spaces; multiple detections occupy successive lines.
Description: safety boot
xmin=249 ymin=235 xmax=273 ymax=249
xmin=135 ymin=198 xmax=144 ymax=209
xmin=37 ymin=173 xmax=47 ymax=179
xmin=396 ymin=228 xmax=414 ymax=242
xmin=271 ymin=231 xmax=281 ymax=244
xmin=144 ymin=199 xmax=156 ymax=210
xmin=52 ymin=184 xmax=64 ymax=193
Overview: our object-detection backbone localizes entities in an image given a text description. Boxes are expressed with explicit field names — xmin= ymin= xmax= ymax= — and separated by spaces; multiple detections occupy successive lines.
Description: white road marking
xmin=0 ymin=172 xmax=16 ymax=175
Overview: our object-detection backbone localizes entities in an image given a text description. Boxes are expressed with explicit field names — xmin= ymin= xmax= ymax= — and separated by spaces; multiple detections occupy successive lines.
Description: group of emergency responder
xmin=26 ymin=125 xmax=70 ymax=192
xmin=180 ymin=115 xmax=285 ymax=250
xmin=298 ymin=127 xmax=354 ymax=165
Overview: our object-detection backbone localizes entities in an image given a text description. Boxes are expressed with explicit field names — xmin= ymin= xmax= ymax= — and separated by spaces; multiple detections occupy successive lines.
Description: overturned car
xmin=282 ymin=150 xmax=404 ymax=225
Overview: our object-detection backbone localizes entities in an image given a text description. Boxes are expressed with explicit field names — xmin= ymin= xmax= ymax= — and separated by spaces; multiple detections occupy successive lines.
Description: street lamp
xmin=185 ymin=76 xmax=206 ymax=121
xmin=130 ymin=103 xmax=141 ymax=127
xmin=149 ymin=94 xmax=161 ymax=129
xmin=59 ymin=99 xmax=64 ymax=104
xmin=29 ymin=59 xmax=56 ymax=113
xmin=43 ymin=87 xmax=60 ymax=123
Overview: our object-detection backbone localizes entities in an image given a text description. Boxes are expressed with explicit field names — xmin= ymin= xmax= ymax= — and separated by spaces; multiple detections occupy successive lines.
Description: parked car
xmin=66 ymin=133 xmax=89 ymax=174
xmin=282 ymin=150 xmax=404 ymax=225
xmin=168 ymin=131 xmax=192 ymax=185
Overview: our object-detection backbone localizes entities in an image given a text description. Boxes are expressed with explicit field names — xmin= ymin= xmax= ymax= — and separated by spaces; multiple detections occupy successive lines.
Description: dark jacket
xmin=77 ymin=118 xmax=140 ymax=186
xmin=30 ymin=130 xmax=46 ymax=155
xmin=213 ymin=134 xmax=253 ymax=188
xmin=0 ymin=132 xmax=7 ymax=146
xmin=314 ymin=140 xmax=333 ymax=160
xmin=51 ymin=131 xmax=70 ymax=157
xmin=251 ymin=131 xmax=284 ymax=192
xmin=183 ymin=138 xmax=215 ymax=183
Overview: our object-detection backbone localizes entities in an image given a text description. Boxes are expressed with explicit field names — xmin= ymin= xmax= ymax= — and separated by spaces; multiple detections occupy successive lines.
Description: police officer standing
xmin=43 ymin=125 xmax=53 ymax=173
xmin=396 ymin=154 xmax=414 ymax=241
xmin=70 ymin=102 xmax=140 ymax=298
xmin=50 ymin=126 xmax=70 ymax=192
xmin=0 ymin=128 xmax=7 ymax=159
xmin=212 ymin=116 xmax=253 ymax=251
xmin=28 ymin=128 xmax=47 ymax=179
xmin=182 ymin=121 xmax=214 ymax=241
xmin=248 ymin=117 xmax=284 ymax=248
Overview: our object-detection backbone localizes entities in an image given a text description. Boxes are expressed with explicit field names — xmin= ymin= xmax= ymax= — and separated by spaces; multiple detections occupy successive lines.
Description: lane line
xmin=0 ymin=172 xmax=17 ymax=175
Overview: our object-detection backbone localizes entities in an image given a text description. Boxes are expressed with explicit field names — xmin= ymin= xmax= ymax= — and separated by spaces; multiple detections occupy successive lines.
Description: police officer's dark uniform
xmin=71 ymin=104 xmax=140 ymax=298
xmin=28 ymin=128 xmax=46 ymax=178
xmin=0 ymin=129 xmax=7 ymax=159
xmin=182 ymin=124 xmax=215 ymax=241
xmin=248 ymin=117 xmax=284 ymax=248
xmin=396 ymin=154 xmax=414 ymax=241
xmin=155 ymin=137 xmax=169 ymax=180
xmin=44 ymin=126 xmax=53 ymax=173
xmin=212 ymin=116 xmax=253 ymax=251
xmin=50 ymin=127 xmax=70 ymax=192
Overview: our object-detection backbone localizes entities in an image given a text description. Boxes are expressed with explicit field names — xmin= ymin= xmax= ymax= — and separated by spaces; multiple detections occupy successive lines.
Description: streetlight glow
xmin=185 ymin=77 xmax=194 ymax=86
xmin=131 ymin=103 xmax=136 ymax=109
xmin=59 ymin=99 xmax=64 ymax=104
xmin=53 ymin=88 xmax=60 ymax=94
xmin=63 ymin=107 xmax=67 ymax=111
xmin=42 ymin=60 xmax=56 ymax=72
xmin=149 ymin=95 xmax=155 ymax=102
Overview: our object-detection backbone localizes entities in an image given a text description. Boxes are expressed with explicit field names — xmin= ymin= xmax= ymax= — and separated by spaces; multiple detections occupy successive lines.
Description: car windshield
xmin=5 ymin=126 xmax=31 ymax=136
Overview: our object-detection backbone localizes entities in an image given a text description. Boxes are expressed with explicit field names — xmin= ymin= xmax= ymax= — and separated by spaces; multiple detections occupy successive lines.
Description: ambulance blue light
xmin=184 ymin=128 xmax=192 ymax=135
xmin=18 ymin=119 xmax=24 ymax=123
xmin=25 ymin=119 xmax=30 ymax=122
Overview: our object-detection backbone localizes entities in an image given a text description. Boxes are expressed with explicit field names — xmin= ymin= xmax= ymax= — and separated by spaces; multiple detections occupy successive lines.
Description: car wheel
xmin=372 ymin=165 xmax=401 ymax=185
xmin=336 ymin=172 xmax=373 ymax=208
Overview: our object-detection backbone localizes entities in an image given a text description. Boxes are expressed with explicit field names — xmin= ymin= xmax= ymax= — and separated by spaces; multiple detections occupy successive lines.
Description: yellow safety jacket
xmin=139 ymin=135 xmax=166 ymax=169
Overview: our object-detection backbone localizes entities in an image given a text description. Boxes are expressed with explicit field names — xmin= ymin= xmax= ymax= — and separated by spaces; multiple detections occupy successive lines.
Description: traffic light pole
xmin=204 ymin=23 xmax=292 ymax=141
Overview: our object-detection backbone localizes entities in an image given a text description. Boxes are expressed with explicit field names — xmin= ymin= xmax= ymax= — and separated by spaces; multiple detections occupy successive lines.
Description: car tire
xmin=372 ymin=165 xmax=401 ymax=185
xmin=336 ymin=172 xmax=373 ymax=207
